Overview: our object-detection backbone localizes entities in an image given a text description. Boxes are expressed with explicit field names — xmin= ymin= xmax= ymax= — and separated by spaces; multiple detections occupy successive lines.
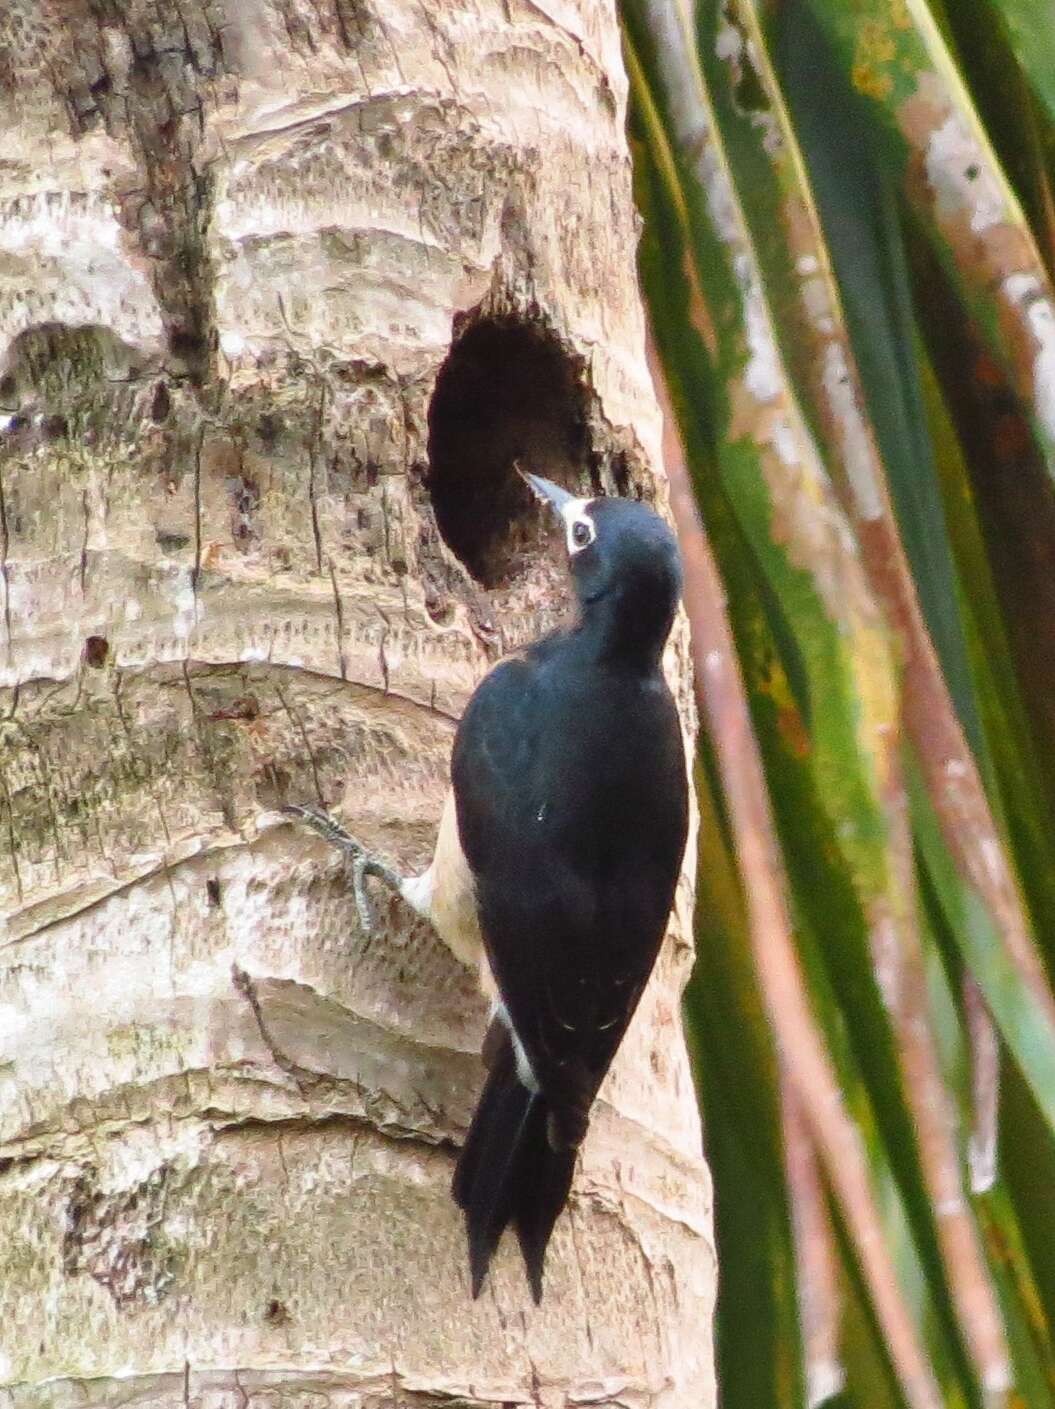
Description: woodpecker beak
xmin=517 ymin=464 xmax=576 ymax=515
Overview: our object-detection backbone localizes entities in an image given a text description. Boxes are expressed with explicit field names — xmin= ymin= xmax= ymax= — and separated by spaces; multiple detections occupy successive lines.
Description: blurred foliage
xmin=623 ymin=0 xmax=1055 ymax=1405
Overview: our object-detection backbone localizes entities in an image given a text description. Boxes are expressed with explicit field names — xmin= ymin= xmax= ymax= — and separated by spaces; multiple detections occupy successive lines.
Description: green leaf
xmin=686 ymin=758 xmax=805 ymax=1409
xmin=909 ymin=754 xmax=1055 ymax=1138
xmin=975 ymin=0 xmax=1055 ymax=136
xmin=625 ymin=0 xmax=1055 ymax=1398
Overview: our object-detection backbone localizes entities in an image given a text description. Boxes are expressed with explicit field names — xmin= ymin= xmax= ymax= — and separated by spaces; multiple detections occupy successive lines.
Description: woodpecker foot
xmin=282 ymin=803 xmax=403 ymax=937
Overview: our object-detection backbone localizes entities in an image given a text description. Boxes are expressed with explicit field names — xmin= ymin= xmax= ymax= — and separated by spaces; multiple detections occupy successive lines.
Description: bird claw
xmin=282 ymin=802 xmax=364 ymax=855
xmin=282 ymin=803 xmax=402 ymax=939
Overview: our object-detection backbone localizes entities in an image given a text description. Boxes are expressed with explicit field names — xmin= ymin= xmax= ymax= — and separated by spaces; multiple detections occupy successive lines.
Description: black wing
xmin=451 ymin=643 xmax=688 ymax=1146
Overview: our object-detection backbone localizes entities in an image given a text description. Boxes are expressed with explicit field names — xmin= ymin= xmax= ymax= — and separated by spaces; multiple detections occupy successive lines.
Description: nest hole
xmin=426 ymin=318 xmax=594 ymax=586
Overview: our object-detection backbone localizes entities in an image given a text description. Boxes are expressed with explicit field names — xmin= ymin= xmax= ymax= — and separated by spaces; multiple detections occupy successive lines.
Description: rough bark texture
xmin=0 ymin=3 xmax=713 ymax=1406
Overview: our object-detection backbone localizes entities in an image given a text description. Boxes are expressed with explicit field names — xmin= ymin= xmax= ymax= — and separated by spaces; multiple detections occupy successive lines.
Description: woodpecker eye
xmin=558 ymin=498 xmax=598 ymax=555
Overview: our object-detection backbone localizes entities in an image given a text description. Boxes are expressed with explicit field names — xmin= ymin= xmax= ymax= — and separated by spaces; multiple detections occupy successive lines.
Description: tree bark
xmin=0 ymin=3 xmax=714 ymax=1406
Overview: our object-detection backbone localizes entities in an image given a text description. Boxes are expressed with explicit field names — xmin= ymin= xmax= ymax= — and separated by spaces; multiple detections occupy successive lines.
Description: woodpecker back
xmin=450 ymin=477 xmax=688 ymax=1301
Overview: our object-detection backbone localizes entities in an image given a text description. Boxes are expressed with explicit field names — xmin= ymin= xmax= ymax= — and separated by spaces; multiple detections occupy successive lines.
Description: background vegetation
xmin=622 ymin=1 xmax=1055 ymax=1405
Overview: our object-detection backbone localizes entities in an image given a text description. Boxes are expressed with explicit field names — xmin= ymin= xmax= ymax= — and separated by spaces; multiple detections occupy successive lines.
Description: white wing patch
xmin=491 ymin=997 xmax=540 ymax=1092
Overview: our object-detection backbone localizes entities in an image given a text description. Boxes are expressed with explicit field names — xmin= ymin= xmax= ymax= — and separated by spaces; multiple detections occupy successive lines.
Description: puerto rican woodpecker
xmin=286 ymin=469 xmax=688 ymax=1302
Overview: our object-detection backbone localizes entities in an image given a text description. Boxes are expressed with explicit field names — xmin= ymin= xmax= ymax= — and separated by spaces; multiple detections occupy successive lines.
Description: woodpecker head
xmin=521 ymin=469 xmax=682 ymax=659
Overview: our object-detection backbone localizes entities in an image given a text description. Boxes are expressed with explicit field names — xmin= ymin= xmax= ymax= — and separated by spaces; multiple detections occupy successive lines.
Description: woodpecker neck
xmin=577 ymin=579 xmax=676 ymax=672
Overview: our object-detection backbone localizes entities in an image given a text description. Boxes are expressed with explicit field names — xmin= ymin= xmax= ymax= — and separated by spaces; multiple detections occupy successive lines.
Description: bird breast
xmin=403 ymin=790 xmax=497 ymax=1002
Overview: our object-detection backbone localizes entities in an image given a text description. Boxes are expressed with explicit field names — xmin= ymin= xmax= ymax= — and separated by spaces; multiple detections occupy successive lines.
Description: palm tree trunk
xmin=0 ymin=2 xmax=713 ymax=1404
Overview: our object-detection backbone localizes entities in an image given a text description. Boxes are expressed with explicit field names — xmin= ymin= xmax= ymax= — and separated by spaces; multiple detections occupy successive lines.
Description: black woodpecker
xmin=286 ymin=470 xmax=688 ymax=1303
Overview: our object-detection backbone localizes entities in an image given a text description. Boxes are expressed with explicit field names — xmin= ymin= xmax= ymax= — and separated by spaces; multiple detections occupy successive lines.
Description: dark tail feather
xmin=452 ymin=1029 xmax=575 ymax=1303
xmin=513 ymin=1114 xmax=576 ymax=1303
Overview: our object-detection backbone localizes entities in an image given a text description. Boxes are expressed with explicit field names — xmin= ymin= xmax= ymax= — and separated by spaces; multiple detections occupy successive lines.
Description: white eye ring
xmin=560 ymin=500 xmax=596 ymax=555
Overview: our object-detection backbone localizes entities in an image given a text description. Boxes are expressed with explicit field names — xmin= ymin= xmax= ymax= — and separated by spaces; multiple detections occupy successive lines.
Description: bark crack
xmin=191 ymin=425 xmax=204 ymax=593
xmin=416 ymin=3 xmax=458 ymax=92
xmin=231 ymin=962 xmax=311 ymax=1098
xmin=0 ymin=458 xmax=11 ymax=654
xmin=274 ymin=683 xmax=324 ymax=804
xmin=566 ymin=1207 xmax=597 ymax=1356
xmin=232 ymin=1368 xmax=249 ymax=1409
xmin=329 ymin=561 xmax=348 ymax=680
xmin=308 ymin=384 xmax=326 ymax=574
xmin=5 ymin=710 xmax=65 ymax=885
xmin=114 ymin=669 xmax=174 ymax=850
xmin=2 ymin=1094 xmax=459 ymax=1172
xmin=376 ymin=604 xmax=391 ymax=693
xmin=79 ymin=485 xmax=90 ymax=596
xmin=0 ymin=764 xmax=24 ymax=905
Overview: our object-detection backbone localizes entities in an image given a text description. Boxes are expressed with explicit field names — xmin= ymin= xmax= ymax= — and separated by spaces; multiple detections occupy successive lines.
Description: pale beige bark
xmin=0 ymin=3 xmax=714 ymax=1406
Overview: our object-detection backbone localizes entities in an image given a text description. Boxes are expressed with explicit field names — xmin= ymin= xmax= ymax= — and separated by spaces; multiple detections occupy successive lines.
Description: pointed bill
xmin=516 ymin=463 xmax=576 ymax=514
